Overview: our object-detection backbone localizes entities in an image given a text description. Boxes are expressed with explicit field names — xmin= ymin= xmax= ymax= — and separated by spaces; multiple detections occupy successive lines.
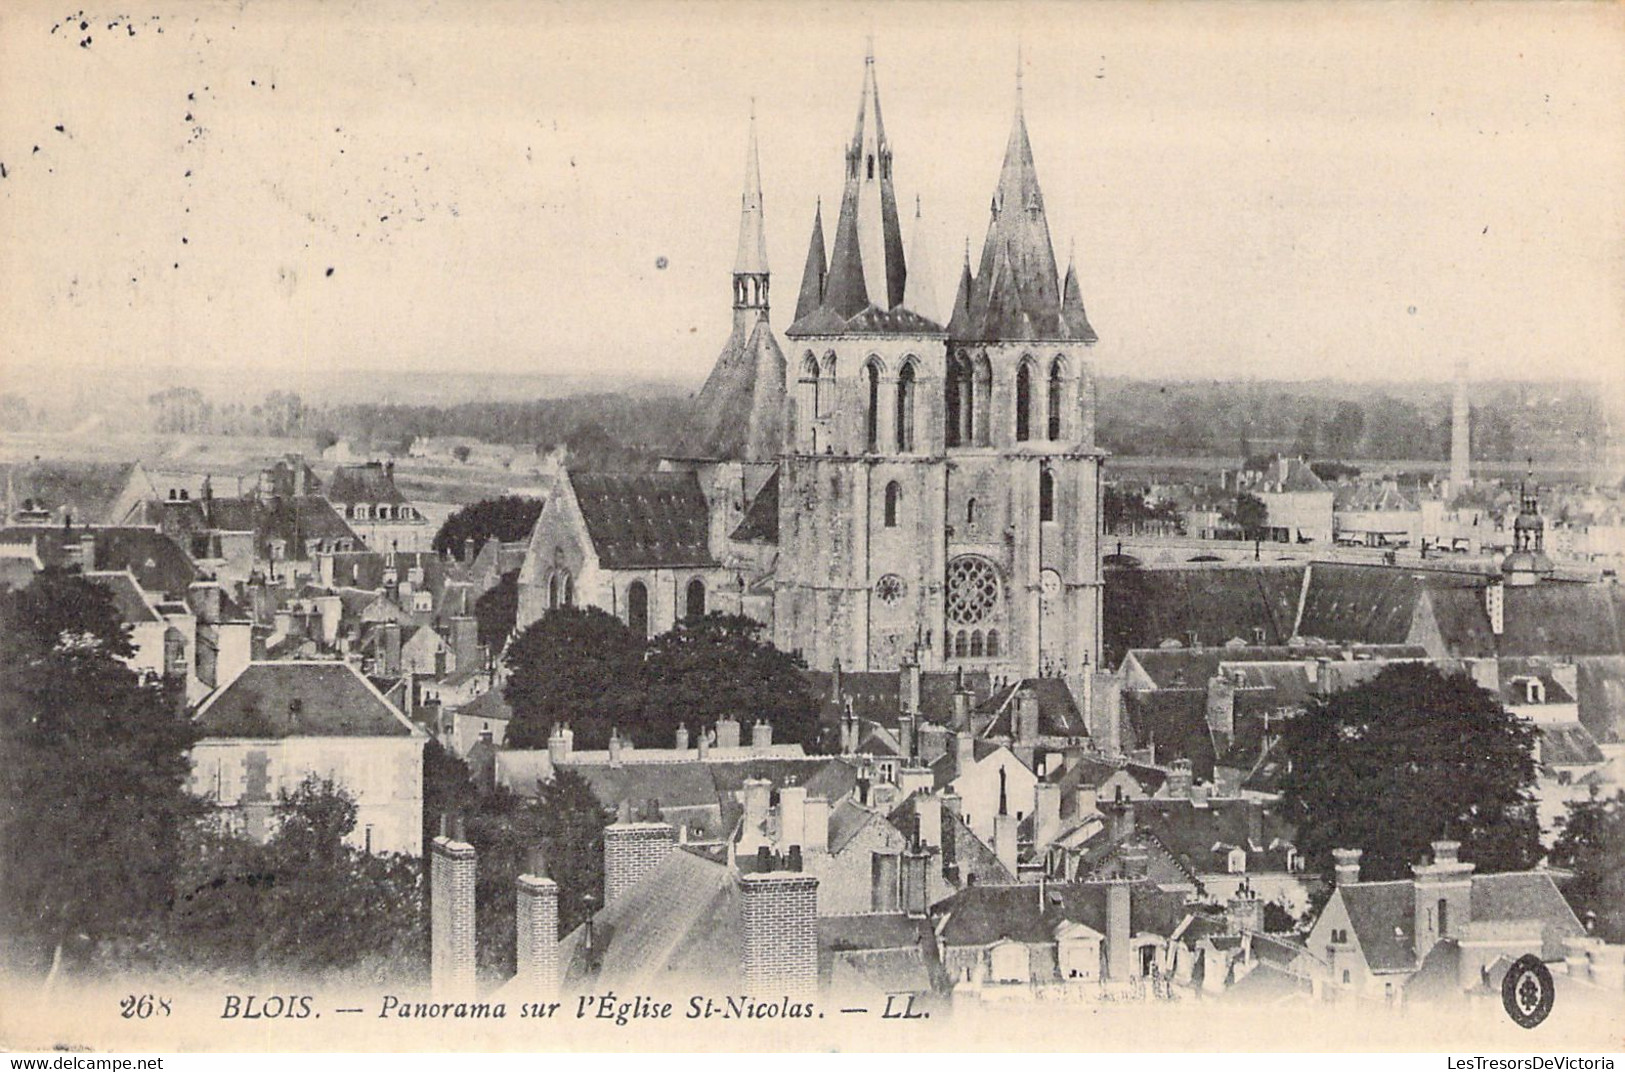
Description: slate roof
xmin=976 ymin=678 xmax=1088 ymax=739
xmin=325 ymin=462 xmax=408 ymax=506
xmin=1295 ymin=563 xmax=1482 ymax=647
xmin=1105 ymin=566 xmax=1305 ymax=667
xmin=819 ymin=914 xmax=941 ymax=994
xmin=87 ymin=570 xmax=162 ymax=624
xmin=730 ymin=468 xmax=779 ymax=543
xmin=685 ymin=319 xmax=787 ymax=463
xmin=1339 ymin=880 xmax=1418 ymax=973
xmin=2 ymin=460 xmax=145 ymax=524
xmin=1123 ymin=690 xmax=1217 ymax=780
xmin=1539 ymin=723 xmax=1607 ymax=767
xmin=1500 ymin=584 xmax=1625 ymax=658
xmin=1130 ymin=798 xmax=1296 ymax=875
xmin=455 ymin=684 xmax=513 ymax=722
xmin=932 ymin=880 xmax=1185 ymax=947
xmin=0 ymin=526 xmax=198 ymax=600
xmin=1468 ymin=872 xmax=1585 ymax=960
xmin=202 ymin=496 xmax=360 ymax=556
xmin=1573 ymin=656 xmax=1625 ymax=743
xmin=321 ymin=551 xmax=450 ymax=594
xmin=194 ymin=661 xmax=418 ymax=738
xmin=1335 ymin=484 xmax=1420 ymax=512
xmin=571 ymin=761 xmax=722 ymax=812
xmin=569 ymin=472 xmax=716 ymax=569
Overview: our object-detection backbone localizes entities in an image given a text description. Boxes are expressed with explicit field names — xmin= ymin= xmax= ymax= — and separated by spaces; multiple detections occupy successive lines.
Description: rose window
xmin=876 ymin=574 xmax=906 ymax=606
xmin=945 ymin=556 xmax=1001 ymax=625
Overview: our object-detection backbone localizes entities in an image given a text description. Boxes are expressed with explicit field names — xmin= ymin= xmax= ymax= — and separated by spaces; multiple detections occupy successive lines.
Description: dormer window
xmin=383 ymin=568 xmax=397 ymax=586
xmin=408 ymin=566 xmax=425 ymax=585
xmin=355 ymin=504 xmax=371 ymax=521
xmin=1227 ymin=847 xmax=1246 ymax=874
xmin=1524 ymin=678 xmax=1545 ymax=705
xmin=414 ymin=591 xmax=433 ymax=612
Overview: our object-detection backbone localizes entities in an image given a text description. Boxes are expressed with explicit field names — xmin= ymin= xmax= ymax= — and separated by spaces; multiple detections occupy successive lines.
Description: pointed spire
xmin=902 ymin=195 xmax=940 ymax=322
xmin=824 ymin=43 xmax=905 ymax=316
xmin=793 ymin=200 xmax=828 ymax=324
xmin=947 ymin=238 xmax=974 ymax=336
xmin=1060 ymin=240 xmax=1098 ymax=344
xmin=733 ymin=102 xmax=768 ymax=276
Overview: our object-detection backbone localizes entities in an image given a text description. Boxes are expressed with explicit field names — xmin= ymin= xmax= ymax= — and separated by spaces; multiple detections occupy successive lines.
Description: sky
xmin=2 ymin=0 xmax=1622 ymax=393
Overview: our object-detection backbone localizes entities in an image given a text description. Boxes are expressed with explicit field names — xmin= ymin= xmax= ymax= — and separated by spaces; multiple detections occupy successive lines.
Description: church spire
xmin=901 ymin=195 xmax=940 ymax=322
xmin=731 ymin=102 xmax=769 ymax=319
xmin=822 ymin=43 xmax=906 ymax=317
xmin=793 ymin=199 xmax=828 ymax=324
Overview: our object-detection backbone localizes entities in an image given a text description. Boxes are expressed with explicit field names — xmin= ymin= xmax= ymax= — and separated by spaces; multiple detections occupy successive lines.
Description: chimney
xmin=1090 ymin=673 xmax=1123 ymax=757
xmin=430 ymin=824 xmax=477 ymax=999
xmin=1033 ymin=781 xmax=1062 ymax=853
xmin=940 ymin=793 xmax=962 ymax=878
xmin=898 ymin=712 xmax=916 ymax=761
xmin=993 ymin=810 xmax=1019 ymax=877
xmin=675 ymin=724 xmax=690 ymax=751
xmin=1205 ymin=675 xmax=1236 ymax=741
xmin=751 ymin=719 xmax=773 ymax=751
xmin=463 ymin=536 xmax=476 ymax=562
xmin=1485 ymin=577 xmax=1505 ymax=636
xmin=1105 ymin=880 xmax=1132 ymax=982
xmin=603 ymin=819 xmax=676 ymax=905
xmin=1412 ymin=839 xmax=1474 ymax=957
xmin=716 ymin=715 xmax=741 ymax=750
xmin=740 ymin=871 xmax=819 ymax=998
xmin=515 ymin=849 xmax=560 ymax=998
xmin=78 ymin=532 xmax=97 ymax=569
xmin=901 ymin=652 xmax=922 ymax=715
xmin=1014 ymin=687 xmax=1040 ymax=745
xmin=697 ymin=728 xmax=711 ymax=760
xmin=1107 ymin=800 xmax=1136 ymax=842
xmin=870 ymin=851 xmax=902 ymax=912
xmin=839 ymin=700 xmax=857 ymax=755
xmin=548 ymin=722 xmax=573 ymax=765
xmin=901 ymin=846 xmax=930 ymax=918
xmin=607 ymin=728 xmax=623 ymax=768
xmin=448 ymin=616 xmax=480 ymax=676
xmin=1316 ymin=656 xmax=1334 ymax=697
xmin=779 ymin=785 xmax=807 ymax=851
xmin=916 ymin=793 xmax=942 ymax=849
xmin=803 ymin=795 xmax=830 ymax=854
xmin=1121 ymin=845 xmax=1149 ymax=880
xmin=381 ymin=620 xmax=402 ymax=677
xmin=292 ymin=456 xmax=306 ymax=497
xmin=1333 ymin=847 xmax=1363 ymax=887
xmin=1075 ymin=784 xmax=1099 ymax=821
xmin=951 ymin=683 xmax=973 ymax=733
xmin=742 ymin=777 xmax=772 ymax=836
xmin=1226 ymin=885 xmax=1263 ymax=935
xmin=1168 ymin=759 xmax=1193 ymax=799
xmin=917 ymin=723 xmax=950 ymax=766
xmin=954 ymin=731 xmax=975 ymax=772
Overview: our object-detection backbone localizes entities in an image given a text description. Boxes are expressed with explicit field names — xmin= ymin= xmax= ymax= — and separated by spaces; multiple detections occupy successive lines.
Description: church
xmin=518 ymin=47 xmax=1105 ymax=708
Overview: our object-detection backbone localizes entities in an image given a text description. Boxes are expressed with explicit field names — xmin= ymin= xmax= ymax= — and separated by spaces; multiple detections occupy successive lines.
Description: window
xmin=414 ymin=591 xmax=432 ymax=612
xmin=946 ymin=556 xmax=1001 ymax=626
xmin=986 ymin=629 xmax=1000 ymax=657
xmin=953 ymin=630 xmax=968 ymax=657
xmin=973 ymin=354 xmax=992 ymax=445
xmin=1040 ymin=469 xmax=1056 ymax=522
xmin=884 ymin=482 xmax=902 ymax=528
xmin=966 ymin=498 xmax=978 ymax=526
xmin=895 ymin=362 xmax=916 ymax=451
xmin=969 ymin=631 xmax=984 ymax=657
xmin=562 ymin=573 xmax=574 ymax=607
xmin=864 ymin=360 xmax=882 ymax=452
xmin=867 ymin=154 xmax=874 ymax=180
xmin=1048 ymin=358 xmax=1066 ymax=440
xmin=818 ymin=353 xmax=837 ymax=418
xmin=947 ymin=352 xmax=969 ymax=447
xmin=548 ymin=574 xmax=559 ymax=609
xmin=686 ymin=577 xmax=706 ymax=619
xmin=875 ymin=574 xmax=905 ymax=606
xmin=1015 ymin=362 xmax=1033 ymax=442
xmin=627 ymin=581 xmax=649 ymax=638
xmin=1437 ymin=898 xmax=1449 ymax=937
xmin=1342 ymin=970 xmax=1351 ymax=985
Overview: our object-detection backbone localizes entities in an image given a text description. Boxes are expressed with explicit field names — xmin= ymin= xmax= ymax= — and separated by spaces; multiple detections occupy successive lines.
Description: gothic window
xmin=953 ymin=630 xmax=968 ymax=657
xmin=562 ymin=573 xmax=574 ymax=607
xmin=864 ymin=359 xmax=883 ymax=452
xmin=884 ymin=481 xmax=902 ymax=528
xmin=966 ymin=498 xmax=978 ymax=526
xmin=1048 ymin=357 xmax=1067 ymax=441
xmin=875 ymin=574 xmax=905 ymax=606
xmin=1040 ymin=469 xmax=1056 ymax=522
xmin=986 ymin=629 xmax=1000 ymax=657
xmin=627 ymin=581 xmax=649 ymax=638
xmin=818 ymin=353 xmax=838 ymax=419
xmin=895 ymin=361 xmax=917 ymax=452
xmin=686 ymin=577 xmax=706 ymax=619
xmin=946 ymin=555 xmax=1001 ymax=626
xmin=969 ymin=631 xmax=984 ymax=657
xmin=799 ymin=353 xmax=819 ymax=433
xmin=973 ymin=354 xmax=993 ymax=445
xmin=1015 ymin=361 xmax=1034 ymax=442
xmin=548 ymin=573 xmax=559 ymax=609
xmin=947 ymin=351 xmax=971 ymax=447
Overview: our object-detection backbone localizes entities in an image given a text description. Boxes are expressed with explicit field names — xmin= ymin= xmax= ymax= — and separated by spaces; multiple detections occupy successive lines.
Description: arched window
xmin=947 ymin=351 xmax=973 ymax=447
xmin=895 ymin=362 xmax=916 ymax=452
xmin=966 ymin=498 xmax=978 ymax=526
xmin=1016 ymin=362 xmax=1034 ymax=442
xmin=954 ymin=630 xmax=968 ymax=657
xmin=1040 ymin=469 xmax=1056 ymax=522
xmin=562 ymin=573 xmax=574 ymax=607
xmin=819 ymin=352 xmax=837 ymax=418
xmin=686 ymin=577 xmax=706 ymax=619
xmin=970 ymin=630 xmax=984 ymax=657
xmin=986 ymin=629 xmax=1000 ymax=657
xmin=799 ymin=353 xmax=819 ymax=436
xmin=864 ymin=359 xmax=882 ymax=452
xmin=884 ymin=481 xmax=902 ymax=528
xmin=627 ymin=581 xmax=649 ymax=638
xmin=973 ymin=354 xmax=993 ymax=446
xmin=1048 ymin=358 xmax=1066 ymax=441
xmin=548 ymin=573 xmax=559 ymax=609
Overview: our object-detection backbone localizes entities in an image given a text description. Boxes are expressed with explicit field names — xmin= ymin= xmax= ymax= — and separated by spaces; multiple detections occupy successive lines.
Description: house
xmin=1304 ymin=842 xmax=1584 ymax=1004
xmin=189 ymin=661 xmax=427 ymax=855
xmin=324 ymin=461 xmax=429 ymax=552
xmin=1243 ymin=456 xmax=1334 ymax=545
xmin=1 ymin=460 xmax=157 ymax=527
xmin=1334 ymin=482 xmax=1424 ymax=548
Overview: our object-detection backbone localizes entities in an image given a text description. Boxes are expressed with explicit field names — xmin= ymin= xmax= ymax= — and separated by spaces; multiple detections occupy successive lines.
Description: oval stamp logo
xmin=1501 ymin=953 xmax=1555 ymax=1029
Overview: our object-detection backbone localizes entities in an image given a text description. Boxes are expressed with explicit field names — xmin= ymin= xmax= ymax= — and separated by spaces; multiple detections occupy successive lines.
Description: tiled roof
xmin=1339 ymin=880 xmax=1417 ymax=973
xmin=933 ymin=880 xmax=1184 ymax=947
xmin=1500 ymin=584 xmax=1625 ymax=658
xmin=195 ymin=661 xmax=418 ymax=738
xmin=1469 ymin=872 xmax=1584 ymax=960
xmin=827 ymin=798 xmax=880 ymax=854
xmin=0 ymin=526 xmax=197 ymax=600
xmin=684 ymin=319 xmax=787 ymax=463
xmin=325 ymin=463 xmax=407 ymax=506
xmin=569 ymin=472 xmax=716 ymax=569
xmin=2 ymin=460 xmax=144 ymax=524
xmin=1105 ymin=566 xmax=1305 ymax=666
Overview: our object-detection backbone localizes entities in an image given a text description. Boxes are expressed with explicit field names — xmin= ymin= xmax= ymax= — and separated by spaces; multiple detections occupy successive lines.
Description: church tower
xmin=775 ymin=53 xmax=1105 ymax=696
xmin=684 ymin=108 xmax=788 ymax=462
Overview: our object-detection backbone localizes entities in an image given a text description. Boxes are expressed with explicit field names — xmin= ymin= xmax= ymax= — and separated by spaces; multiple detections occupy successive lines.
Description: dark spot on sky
xmin=79 ymin=20 xmax=87 ymax=29
xmin=655 ymin=256 xmax=668 ymax=270
xmin=54 ymin=125 xmax=64 ymax=133
xmin=80 ymin=37 xmax=90 ymax=47
xmin=380 ymin=215 xmax=388 ymax=222
xmin=32 ymin=146 xmax=39 ymax=154
xmin=181 ymin=237 xmax=188 ymax=245
xmin=0 ymin=163 xmax=7 ymax=179
xmin=188 ymin=93 xmax=194 ymax=101
xmin=250 ymin=79 xmax=256 ymax=86
xmin=325 ymin=267 xmax=334 ymax=277
xmin=185 ymin=170 xmax=191 ymax=177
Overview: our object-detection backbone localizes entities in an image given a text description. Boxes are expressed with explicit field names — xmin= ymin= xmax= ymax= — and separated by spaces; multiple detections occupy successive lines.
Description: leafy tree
xmin=533 ymin=770 xmax=608 ymax=935
xmin=1549 ymin=790 xmax=1625 ymax=941
xmin=0 ymin=569 xmax=202 ymax=980
xmin=474 ymin=569 xmax=520 ymax=652
xmin=1325 ymin=401 xmax=1366 ymax=457
xmin=1293 ymin=413 xmax=1320 ymax=457
xmin=1222 ymin=492 xmax=1268 ymax=538
xmin=464 ymin=789 xmax=548 ymax=977
xmin=432 ymin=496 xmax=545 ymax=560
xmin=504 ymin=606 xmax=645 ymax=750
xmin=641 ymin=613 xmax=820 ymax=750
xmin=162 ymin=776 xmax=425 ymax=981
xmin=1310 ymin=460 xmax=1361 ymax=482
xmin=1276 ymin=664 xmax=1540 ymax=885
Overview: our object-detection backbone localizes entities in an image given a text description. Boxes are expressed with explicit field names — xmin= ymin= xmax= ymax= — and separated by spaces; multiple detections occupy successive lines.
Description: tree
xmin=162 ymin=776 xmax=424 ymax=981
xmin=432 ymin=496 xmax=545 ymax=560
xmin=1222 ymin=492 xmax=1268 ymax=538
xmin=533 ymin=770 xmax=608 ymax=934
xmin=641 ymin=613 xmax=820 ymax=750
xmin=474 ymin=569 xmax=520 ymax=652
xmin=1549 ymin=790 xmax=1625 ymax=941
xmin=504 ymin=606 xmax=646 ymax=750
xmin=0 ymin=569 xmax=203 ymax=980
xmin=1325 ymin=400 xmax=1366 ymax=457
xmin=1293 ymin=413 xmax=1320 ymax=457
xmin=1276 ymin=664 xmax=1540 ymax=885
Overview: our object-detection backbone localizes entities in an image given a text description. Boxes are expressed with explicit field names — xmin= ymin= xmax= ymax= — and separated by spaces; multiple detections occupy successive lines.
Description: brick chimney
xmin=603 ymin=820 xmax=676 ymax=905
xmin=1105 ymin=879 xmax=1133 ymax=982
xmin=716 ymin=715 xmax=741 ymax=749
xmin=778 ymin=784 xmax=807 ymax=851
xmin=870 ymin=850 xmax=902 ymax=912
xmin=1167 ymin=759 xmax=1193 ymax=799
xmin=1333 ymin=847 xmax=1363 ymax=887
xmin=1226 ymin=884 xmax=1263 ymax=935
xmin=803 ymin=795 xmax=829 ymax=854
xmin=740 ymin=871 xmax=819 ymax=998
xmin=430 ymin=820 xmax=477 ymax=1000
xmin=901 ymin=845 xmax=930 ymax=918
xmin=751 ymin=719 xmax=773 ymax=751
xmin=515 ymin=849 xmax=560 ymax=998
